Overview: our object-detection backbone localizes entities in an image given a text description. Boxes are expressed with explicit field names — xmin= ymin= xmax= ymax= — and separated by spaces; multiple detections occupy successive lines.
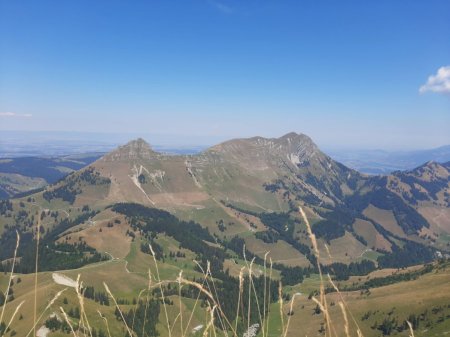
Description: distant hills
xmin=327 ymin=145 xmax=450 ymax=174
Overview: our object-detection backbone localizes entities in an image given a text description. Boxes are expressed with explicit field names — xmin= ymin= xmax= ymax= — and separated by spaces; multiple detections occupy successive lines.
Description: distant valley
xmin=0 ymin=154 xmax=102 ymax=199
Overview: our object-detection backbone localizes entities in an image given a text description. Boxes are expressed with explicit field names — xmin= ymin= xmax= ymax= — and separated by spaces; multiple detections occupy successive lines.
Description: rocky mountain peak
xmin=276 ymin=132 xmax=320 ymax=166
xmin=100 ymin=138 xmax=156 ymax=161
xmin=206 ymin=132 xmax=321 ymax=164
xmin=278 ymin=132 xmax=316 ymax=146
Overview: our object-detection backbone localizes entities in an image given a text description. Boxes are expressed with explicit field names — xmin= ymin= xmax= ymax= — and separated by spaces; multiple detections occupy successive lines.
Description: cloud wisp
xmin=419 ymin=65 xmax=450 ymax=95
xmin=208 ymin=0 xmax=232 ymax=14
xmin=0 ymin=112 xmax=33 ymax=118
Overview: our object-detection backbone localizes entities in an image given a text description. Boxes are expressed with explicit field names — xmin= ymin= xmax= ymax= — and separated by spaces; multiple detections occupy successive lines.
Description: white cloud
xmin=419 ymin=65 xmax=450 ymax=95
xmin=0 ymin=112 xmax=33 ymax=117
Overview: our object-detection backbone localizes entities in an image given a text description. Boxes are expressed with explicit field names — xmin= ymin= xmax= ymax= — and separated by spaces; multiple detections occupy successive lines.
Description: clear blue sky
xmin=1 ymin=0 xmax=449 ymax=149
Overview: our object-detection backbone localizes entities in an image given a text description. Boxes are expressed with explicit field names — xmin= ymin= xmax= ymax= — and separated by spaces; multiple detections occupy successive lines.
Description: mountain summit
xmin=205 ymin=132 xmax=320 ymax=170
xmin=101 ymin=138 xmax=156 ymax=161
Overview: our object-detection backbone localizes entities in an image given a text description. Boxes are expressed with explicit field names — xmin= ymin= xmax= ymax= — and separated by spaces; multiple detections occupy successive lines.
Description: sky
xmin=0 ymin=0 xmax=449 ymax=150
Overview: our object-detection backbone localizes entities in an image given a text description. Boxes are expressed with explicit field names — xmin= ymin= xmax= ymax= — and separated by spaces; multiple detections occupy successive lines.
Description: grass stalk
xmin=265 ymin=258 xmax=273 ymax=337
xmin=4 ymin=300 xmax=24 ymax=334
xmin=338 ymin=301 xmax=350 ymax=337
xmin=25 ymin=288 xmax=66 ymax=337
xmin=142 ymin=269 xmax=153 ymax=337
xmin=299 ymin=205 xmax=333 ymax=337
xmin=60 ymin=306 xmax=78 ymax=337
xmin=103 ymin=282 xmax=135 ymax=337
xmin=34 ymin=212 xmax=42 ymax=337
xmin=283 ymin=294 xmax=299 ymax=337
xmin=97 ymin=310 xmax=112 ymax=337
xmin=149 ymin=244 xmax=172 ymax=337
xmin=407 ymin=321 xmax=415 ymax=337
xmin=0 ymin=231 xmax=20 ymax=326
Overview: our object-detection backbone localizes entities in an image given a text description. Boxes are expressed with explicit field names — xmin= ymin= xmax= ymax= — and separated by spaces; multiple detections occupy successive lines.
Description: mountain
xmin=79 ymin=133 xmax=360 ymax=216
xmin=327 ymin=145 xmax=450 ymax=174
xmin=1 ymin=132 xmax=450 ymax=337
xmin=2 ymin=132 xmax=449 ymax=270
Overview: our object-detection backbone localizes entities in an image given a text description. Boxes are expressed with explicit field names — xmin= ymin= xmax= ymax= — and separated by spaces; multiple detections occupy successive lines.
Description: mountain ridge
xmin=1 ymin=132 xmax=449 ymax=275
